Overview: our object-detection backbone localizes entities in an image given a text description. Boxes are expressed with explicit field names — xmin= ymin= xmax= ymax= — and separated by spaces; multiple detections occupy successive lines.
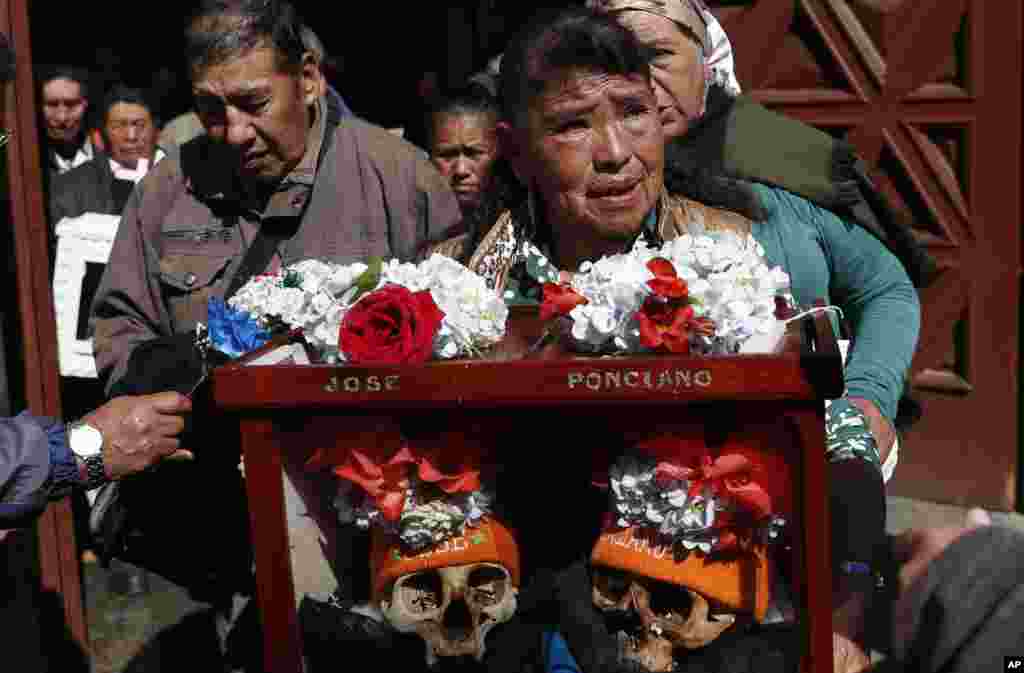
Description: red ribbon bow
xmin=306 ymin=422 xmax=483 ymax=522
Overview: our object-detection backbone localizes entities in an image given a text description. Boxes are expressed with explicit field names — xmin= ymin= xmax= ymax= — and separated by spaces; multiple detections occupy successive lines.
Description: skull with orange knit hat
xmin=307 ymin=416 xmax=519 ymax=669
xmin=590 ymin=421 xmax=793 ymax=672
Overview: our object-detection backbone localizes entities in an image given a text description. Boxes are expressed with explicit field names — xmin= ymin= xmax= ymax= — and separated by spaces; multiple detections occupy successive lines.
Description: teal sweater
xmin=750 ymin=184 xmax=921 ymax=424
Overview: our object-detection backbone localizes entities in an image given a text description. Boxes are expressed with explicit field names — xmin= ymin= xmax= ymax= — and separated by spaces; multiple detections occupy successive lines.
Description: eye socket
xmin=397 ymin=570 xmax=445 ymax=614
xmin=434 ymin=148 xmax=461 ymax=160
xmin=554 ymin=118 xmax=588 ymax=135
xmin=651 ymin=47 xmax=676 ymax=62
xmin=240 ymin=98 xmax=270 ymax=115
xmin=592 ymin=566 xmax=632 ymax=606
xmin=623 ymin=101 xmax=652 ymax=119
xmin=467 ymin=564 xmax=509 ymax=607
xmin=647 ymin=580 xmax=695 ymax=619
xmin=194 ymin=97 xmax=225 ymax=123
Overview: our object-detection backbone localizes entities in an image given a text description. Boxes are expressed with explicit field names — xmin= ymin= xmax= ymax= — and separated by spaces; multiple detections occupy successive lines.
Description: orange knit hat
xmin=371 ymin=518 xmax=521 ymax=602
xmin=591 ymin=526 xmax=772 ymax=620
xmin=592 ymin=422 xmax=793 ymax=622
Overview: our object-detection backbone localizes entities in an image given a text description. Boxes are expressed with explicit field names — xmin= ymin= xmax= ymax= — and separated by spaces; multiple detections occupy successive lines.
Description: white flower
xmin=665 ymin=488 xmax=689 ymax=508
xmin=228 ymin=254 xmax=506 ymax=362
xmin=559 ymin=232 xmax=789 ymax=354
xmin=326 ymin=263 xmax=369 ymax=296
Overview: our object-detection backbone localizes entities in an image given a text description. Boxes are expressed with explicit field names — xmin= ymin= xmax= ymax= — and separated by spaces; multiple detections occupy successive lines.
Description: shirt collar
xmin=52 ymin=139 xmax=93 ymax=173
xmin=109 ymin=148 xmax=166 ymax=184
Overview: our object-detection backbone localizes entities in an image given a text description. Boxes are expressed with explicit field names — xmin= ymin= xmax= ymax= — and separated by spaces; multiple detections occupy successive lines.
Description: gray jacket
xmin=92 ymin=94 xmax=461 ymax=388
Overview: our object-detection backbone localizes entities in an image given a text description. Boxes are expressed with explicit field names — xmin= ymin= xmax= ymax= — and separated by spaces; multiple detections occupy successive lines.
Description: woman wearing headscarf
xmin=582 ymin=0 xmax=921 ymax=470
xmin=432 ymin=6 xmax=918 ymax=672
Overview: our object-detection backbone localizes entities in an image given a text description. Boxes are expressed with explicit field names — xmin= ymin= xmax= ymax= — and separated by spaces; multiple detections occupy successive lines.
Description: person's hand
xmin=833 ymin=631 xmax=871 ymax=673
xmin=82 ymin=392 xmax=193 ymax=480
xmin=848 ymin=397 xmax=895 ymax=464
xmin=833 ymin=577 xmax=871 ymax=673
xmin=890 ymin=508 xmax=991 ymax=645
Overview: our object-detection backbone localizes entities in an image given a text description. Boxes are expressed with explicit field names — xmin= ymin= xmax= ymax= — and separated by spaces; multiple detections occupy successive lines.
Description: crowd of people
xmin=0 ymin=1 xmax=1021 ymax=673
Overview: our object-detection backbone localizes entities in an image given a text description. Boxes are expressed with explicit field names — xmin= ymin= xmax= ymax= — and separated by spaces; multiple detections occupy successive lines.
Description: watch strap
xmin=81 ymin=454 xmax=110 ymax=491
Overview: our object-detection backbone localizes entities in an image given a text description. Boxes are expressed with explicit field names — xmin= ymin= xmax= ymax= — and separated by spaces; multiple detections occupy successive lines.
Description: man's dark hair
xmin=39 ymin=64 xmax=90 ymax=100
xmin=499 ymin=6 xmax=652 ymax=124
xmin=185 ymin=0 xmax=307 ymax=78
xmin=99 ymin=85 xmax=156 ymax=127
xmin=0 ymin=33 xmax=14 ymax=84
xmin=424 ymin=84 xmax=499 ymax=148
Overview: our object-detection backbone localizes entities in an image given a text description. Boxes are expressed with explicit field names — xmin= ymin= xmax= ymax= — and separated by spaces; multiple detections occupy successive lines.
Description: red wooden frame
xmin=0 ymin=0 xmax=86 ymax=654
xmin=214 ymin=315 xmax=839 ymax=672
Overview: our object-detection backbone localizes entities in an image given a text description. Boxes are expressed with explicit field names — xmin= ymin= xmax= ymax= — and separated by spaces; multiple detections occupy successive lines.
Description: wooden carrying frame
xmin=212 ymin=311 xmax=842 ymax=673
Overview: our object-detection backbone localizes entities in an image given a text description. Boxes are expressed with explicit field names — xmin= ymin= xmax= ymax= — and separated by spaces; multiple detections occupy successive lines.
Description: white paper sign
xmin=52 ymin=213 xmax=121 ymax=378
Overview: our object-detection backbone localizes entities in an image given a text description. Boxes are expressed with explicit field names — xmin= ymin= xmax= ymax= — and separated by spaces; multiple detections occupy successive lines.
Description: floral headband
xmin=306 ymin=417 xmax=498 ymax=553
xmin=598 ymin=432 xmax=790 ymax=555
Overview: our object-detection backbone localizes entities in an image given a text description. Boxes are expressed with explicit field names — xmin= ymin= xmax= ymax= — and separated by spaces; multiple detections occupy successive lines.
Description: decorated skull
xmin=591 ymin=565 xmax=736 ymax=672
xmin=382 ymin=562 xmax=518 ymax=667
xmin=372 ymin=519 xmax=521 ymax=669
xmin=588 ymin=429 xmax=792 ymax=672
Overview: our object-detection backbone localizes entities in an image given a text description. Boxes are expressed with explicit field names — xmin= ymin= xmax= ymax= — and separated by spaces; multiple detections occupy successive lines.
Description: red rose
xmin=339 ymin=284 xmax=445 ymax=364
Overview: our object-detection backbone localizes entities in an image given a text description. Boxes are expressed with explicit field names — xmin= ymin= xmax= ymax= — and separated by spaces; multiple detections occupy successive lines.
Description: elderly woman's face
xmin=617 ymin=11 xmax=705 ymax=139
xmin=514 ymin=69 xmax=664 ymax=248
xmin=430 ymin=111 xmax=499 ymax=215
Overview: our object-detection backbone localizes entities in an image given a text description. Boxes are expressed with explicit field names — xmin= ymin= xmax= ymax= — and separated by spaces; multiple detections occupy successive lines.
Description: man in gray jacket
xmin=89 ymin=1 xmax=460 ymax=668
xmin=92 ymin=0 xmax=460 ymax=387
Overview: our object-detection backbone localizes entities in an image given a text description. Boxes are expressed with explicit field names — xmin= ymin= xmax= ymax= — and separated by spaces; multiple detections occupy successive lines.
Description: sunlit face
xmin=42 ymin=77 xmax=88 ymax=144
xmin=617 ymin=11 xmax=705 ymax=140
xmin=104 ymin=102 xmax=156 ymax=170
xmin=192 ymin=46 xmax=320 ymax=186
xmin=430 ymin=111 xmax=498 ymax=215
xmin=506 ymin=69 xmax=663 ymax=261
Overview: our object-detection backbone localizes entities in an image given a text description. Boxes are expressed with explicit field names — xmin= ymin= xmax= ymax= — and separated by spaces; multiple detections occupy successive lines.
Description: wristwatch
xmin=67 ymin=420 xmax=109 ymax=490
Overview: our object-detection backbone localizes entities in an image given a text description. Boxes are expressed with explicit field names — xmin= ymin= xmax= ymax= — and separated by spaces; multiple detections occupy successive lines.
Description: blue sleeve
xmin=753 ymin=185 xmax=921 ymax=422
xmin=0 ymin=413 xmax=56 ymax=527
xmin=543 ymin=632 xmax=582 ymax=673
xmin=45 ymin=420 xmax=76 ymax=499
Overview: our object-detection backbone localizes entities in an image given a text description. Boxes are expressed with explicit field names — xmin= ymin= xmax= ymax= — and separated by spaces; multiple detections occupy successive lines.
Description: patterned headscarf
xmin=587 ymin=0 xmax=709 ymax=51
xmin=587 ymin=0 xmax=741 ymax=96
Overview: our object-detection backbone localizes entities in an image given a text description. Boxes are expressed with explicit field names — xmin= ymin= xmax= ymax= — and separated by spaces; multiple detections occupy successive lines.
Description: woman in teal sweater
xmin=752 ymin=182 xmax=919 ymax=468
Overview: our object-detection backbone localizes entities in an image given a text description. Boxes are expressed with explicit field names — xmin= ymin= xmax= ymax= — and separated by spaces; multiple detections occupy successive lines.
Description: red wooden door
xmin=2 ymin=0 xmax=88 ymax=657
xmin=709 ymin=0 xmax=1022 ymax=509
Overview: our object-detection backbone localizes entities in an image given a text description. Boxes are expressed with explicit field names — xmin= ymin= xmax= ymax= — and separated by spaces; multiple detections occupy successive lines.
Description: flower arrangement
xmin=306 ymin=422 xmax=495 ymax=552
xmin=211 ymin=254 xmax=508 ymax=364
xmin=606 ymin=445 xmax=786 ymax=555
xmin=541 ymin=232 xmax=791 ymax=355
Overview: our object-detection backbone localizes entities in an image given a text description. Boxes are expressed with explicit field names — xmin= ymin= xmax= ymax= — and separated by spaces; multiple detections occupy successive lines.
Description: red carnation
xmin=646 ymin=257 xmax=689 ymax=299
xmin=540 ymin=282 xmax=588 ymax=321
xmin=636 ymin=259 xmax=715 ymax=353
xmin=637 ymin=297 xmax=697 ymax=353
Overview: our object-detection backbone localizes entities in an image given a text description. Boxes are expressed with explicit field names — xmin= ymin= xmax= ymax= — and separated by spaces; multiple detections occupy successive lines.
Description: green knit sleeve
xmin=753 ymin=185 xmax=920 ymax=423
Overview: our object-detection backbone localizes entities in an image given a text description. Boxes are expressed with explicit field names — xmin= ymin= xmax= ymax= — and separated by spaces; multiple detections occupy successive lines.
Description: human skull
xmin=592 ymin=566 xmax=735 ymax=672
xmin=381 ymin=563 xmax=518 ymax=669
